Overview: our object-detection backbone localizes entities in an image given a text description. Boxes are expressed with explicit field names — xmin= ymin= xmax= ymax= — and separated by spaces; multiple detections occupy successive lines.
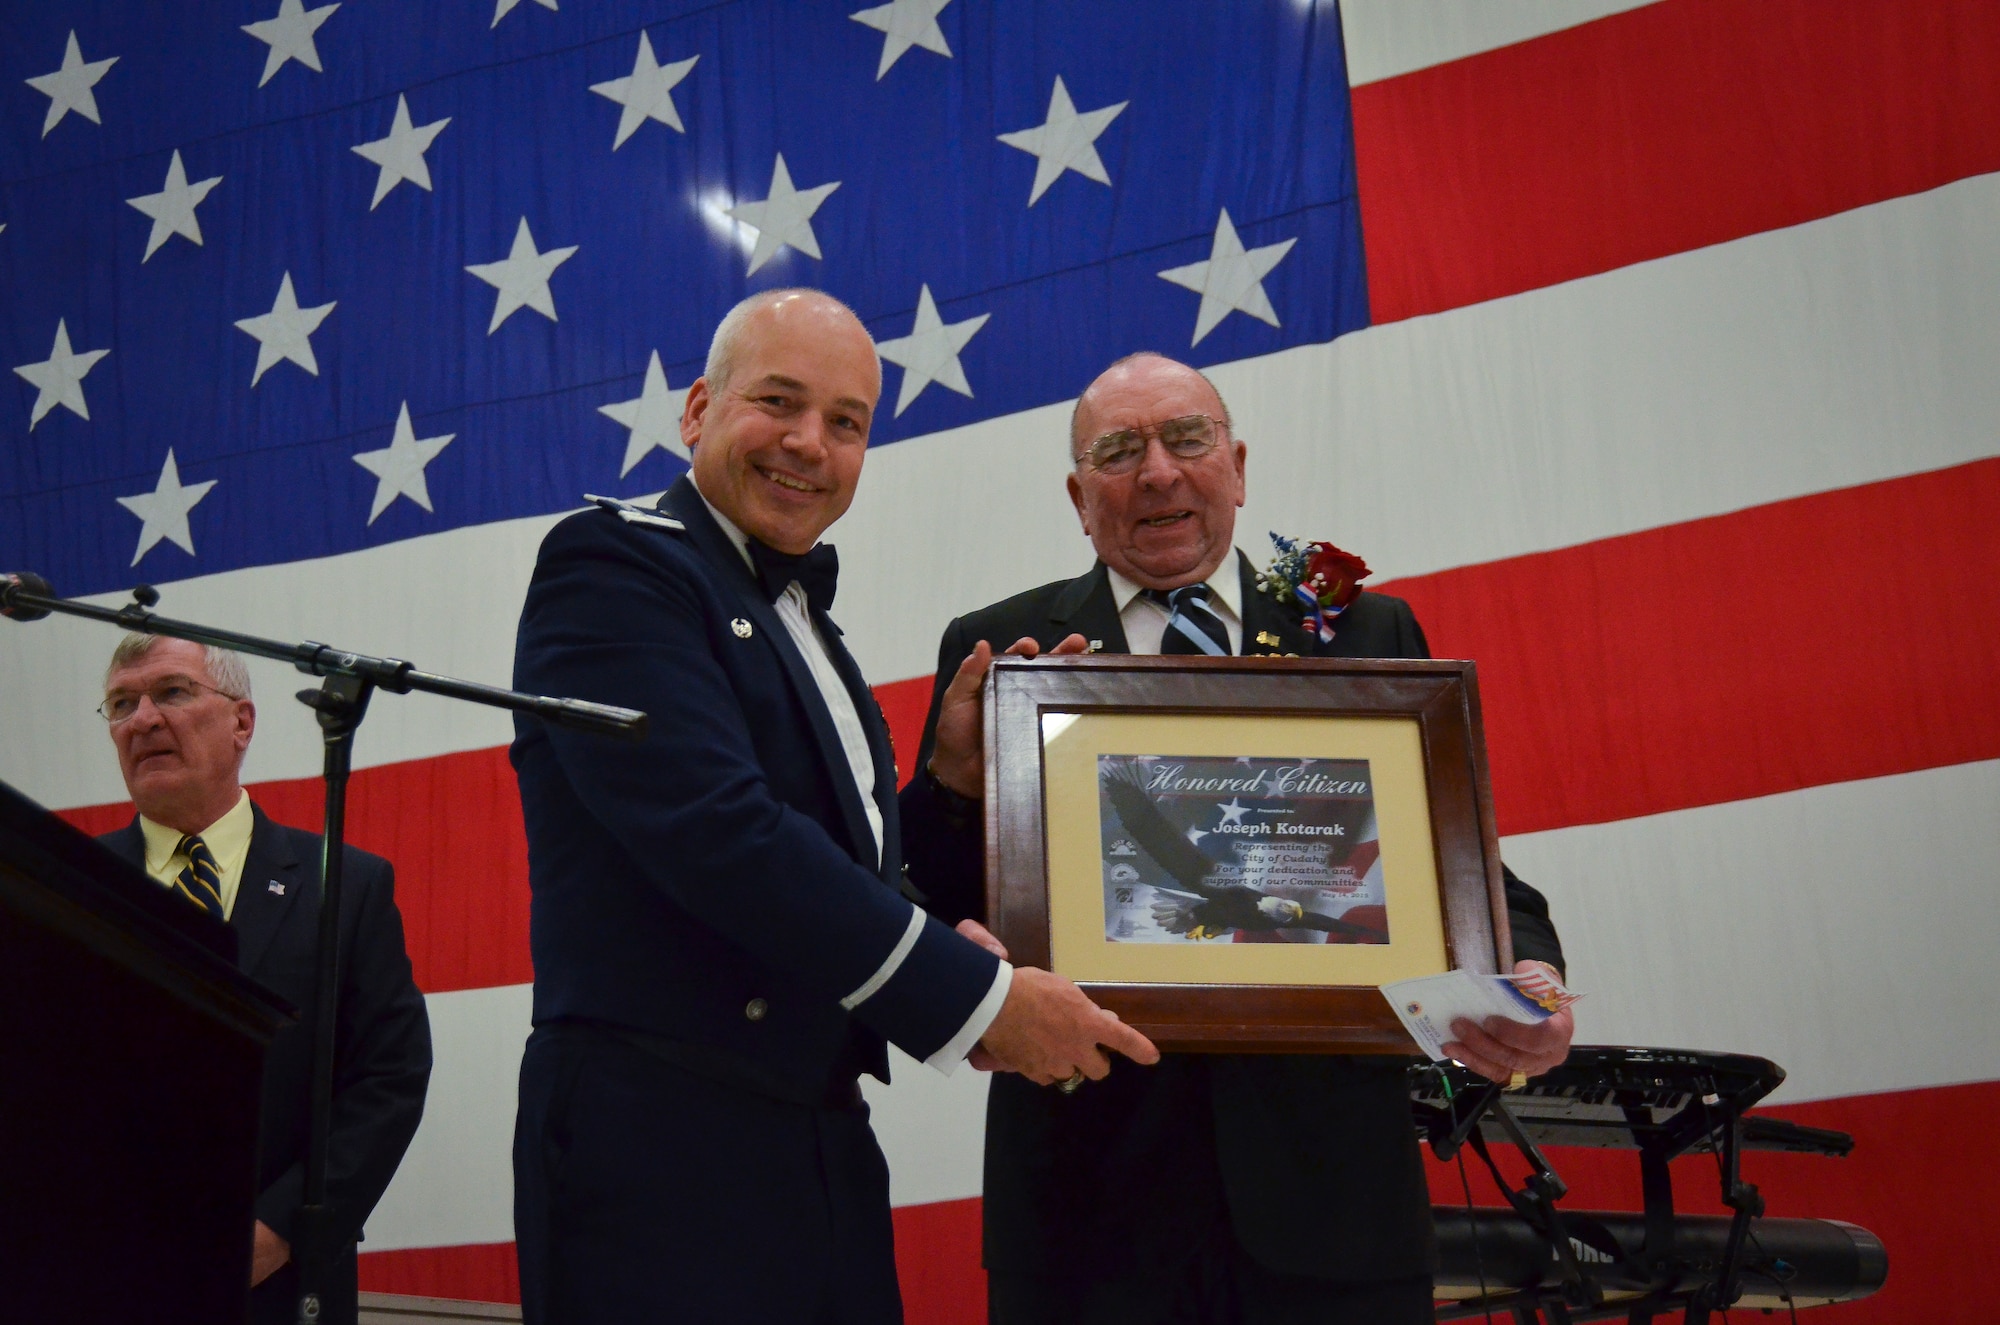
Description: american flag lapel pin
xmin=268 ymin=880 xmax=286 ymax=896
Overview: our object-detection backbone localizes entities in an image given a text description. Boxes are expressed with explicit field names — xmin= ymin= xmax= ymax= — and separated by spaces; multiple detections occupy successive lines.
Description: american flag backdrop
xmin=4 ymin=0 xmax=1998 ymax=1319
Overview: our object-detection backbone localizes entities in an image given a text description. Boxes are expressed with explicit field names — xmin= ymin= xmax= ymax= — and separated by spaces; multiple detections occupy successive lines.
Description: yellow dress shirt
xmin=140 ymin=789 xmax=255 ymax=922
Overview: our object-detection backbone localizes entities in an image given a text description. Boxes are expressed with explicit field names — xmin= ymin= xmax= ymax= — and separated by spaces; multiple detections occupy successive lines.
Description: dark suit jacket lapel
xmin=661 ymin=478 xmax=883 ymax=874
xmin=100 ymin=819 xmax=146 ymax=870
xmin=233 ymin=806 xmax=306 ymax=976
xmin=1051 ymin=562 xmax=1130 ymax=653
xmin=1236 ymin=550 xmax=1317 ymax=657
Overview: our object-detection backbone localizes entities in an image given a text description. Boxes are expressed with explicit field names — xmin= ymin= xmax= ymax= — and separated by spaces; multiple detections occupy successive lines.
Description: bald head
xmin=706 ymin=288 xmax=879 ymax=396
xmin=1065 ymin=353 xmax=1247 ymax=590
xmin=1070 ymin=353 xmax=1231 ymax=459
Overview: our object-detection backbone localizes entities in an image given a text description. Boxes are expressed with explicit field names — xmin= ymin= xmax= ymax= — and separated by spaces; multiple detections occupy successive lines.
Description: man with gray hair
xmin=510 ymin=288 xmax=1157 ymax=1323
xmin=95 ymin=634 xmax=431 ymax=1325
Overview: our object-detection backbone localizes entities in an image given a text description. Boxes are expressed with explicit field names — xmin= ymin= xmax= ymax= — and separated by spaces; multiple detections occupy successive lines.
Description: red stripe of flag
xmin=878 ymin=674 xmax=934 ymax=786
xmin=1351 ymin=0 xmax=2000 ymax=324
xmin=357 ymin=1241 xmax=519 ymax=1305
xmin=1387 ymin=456 xmax=2000 ymax=836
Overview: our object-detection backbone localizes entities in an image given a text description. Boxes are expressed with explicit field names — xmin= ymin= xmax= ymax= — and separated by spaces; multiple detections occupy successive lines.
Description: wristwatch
xmin=922 ymin=759 xmax=980 ymax=830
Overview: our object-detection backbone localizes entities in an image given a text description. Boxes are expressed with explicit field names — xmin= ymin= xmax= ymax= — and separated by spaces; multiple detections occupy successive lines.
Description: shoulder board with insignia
xmin=583 ymin=494 xmax=685 ymax=531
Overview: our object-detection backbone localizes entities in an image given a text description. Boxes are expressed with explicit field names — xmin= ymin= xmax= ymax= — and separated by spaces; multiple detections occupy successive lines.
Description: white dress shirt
xmin=1106 ymin=561 xmax=1244 ymax=656
xmin=695 ymin=486 xmax=1010 ymax=1073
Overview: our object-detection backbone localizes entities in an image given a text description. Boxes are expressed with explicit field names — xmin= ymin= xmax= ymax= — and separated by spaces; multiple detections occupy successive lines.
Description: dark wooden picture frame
xmin=983 ymin=654 xmax=1513 ymax=1054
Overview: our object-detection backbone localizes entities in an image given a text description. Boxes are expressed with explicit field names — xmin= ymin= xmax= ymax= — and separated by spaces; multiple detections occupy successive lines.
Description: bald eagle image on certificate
xmin=1098 ymin=754 xmax=1389 ymax=945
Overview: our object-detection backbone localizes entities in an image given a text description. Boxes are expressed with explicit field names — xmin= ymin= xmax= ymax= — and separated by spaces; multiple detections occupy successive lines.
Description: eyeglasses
xmin=98 ymin=676 xmax=240 ymax=724
xmin=1076 ymin=414 xmax=1225 ymax=475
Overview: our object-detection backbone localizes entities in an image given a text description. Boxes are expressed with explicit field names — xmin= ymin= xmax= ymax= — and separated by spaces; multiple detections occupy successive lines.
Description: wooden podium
xmin=0 ymin=778 xmax=295 ymax=1324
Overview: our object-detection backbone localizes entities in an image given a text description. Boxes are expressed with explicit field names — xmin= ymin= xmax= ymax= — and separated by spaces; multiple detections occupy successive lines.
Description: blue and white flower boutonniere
xmin=1256 ymin=533 xmax=1371 ymax=643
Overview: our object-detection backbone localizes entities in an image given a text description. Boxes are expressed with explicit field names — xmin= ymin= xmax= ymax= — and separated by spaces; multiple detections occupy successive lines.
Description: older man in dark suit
xmin=95 ymin=633 xmax=431 ymax=1325
xmin=903 ymin=352 xmax=1575 ymax=1324
xmin=508 ymin=288 xmax=1157 ymax=1325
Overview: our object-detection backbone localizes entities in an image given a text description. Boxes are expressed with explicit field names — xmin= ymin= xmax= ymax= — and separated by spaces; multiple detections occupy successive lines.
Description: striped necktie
xmin=1144 ymin=584 xmax=1231 ymax=656
xmin=173 ymin=833 xmax=227 ymax=921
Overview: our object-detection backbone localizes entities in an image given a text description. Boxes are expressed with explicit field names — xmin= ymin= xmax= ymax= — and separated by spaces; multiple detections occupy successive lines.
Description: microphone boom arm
xmin=2 ymin=572 xmax=645 ymax=739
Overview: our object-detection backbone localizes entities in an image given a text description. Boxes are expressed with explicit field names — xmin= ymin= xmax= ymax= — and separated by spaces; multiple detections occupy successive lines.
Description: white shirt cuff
xmin=925 ymin=960 xmax=1013 ymax=1076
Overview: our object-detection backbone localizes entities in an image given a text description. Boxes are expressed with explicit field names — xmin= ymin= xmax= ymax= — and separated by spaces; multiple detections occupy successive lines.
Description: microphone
xmin=0 ymin=571 xmax=53 ymax=622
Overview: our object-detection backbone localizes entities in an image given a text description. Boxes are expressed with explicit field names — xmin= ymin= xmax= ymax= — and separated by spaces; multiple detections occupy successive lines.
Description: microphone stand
xmin=2 ymin=572 xmax=645 ymax=1324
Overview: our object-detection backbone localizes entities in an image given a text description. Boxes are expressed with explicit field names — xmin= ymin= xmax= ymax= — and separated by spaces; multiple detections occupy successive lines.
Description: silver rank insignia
xmin=583 ymin=493 xmax=686 ymax=531
xmin=732 ymin=618 xmax=753 ymax=638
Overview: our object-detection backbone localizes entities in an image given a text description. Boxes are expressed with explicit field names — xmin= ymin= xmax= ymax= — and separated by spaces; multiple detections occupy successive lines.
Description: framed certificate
xmin=982 ymin=655 xmax=1513 ymax=1053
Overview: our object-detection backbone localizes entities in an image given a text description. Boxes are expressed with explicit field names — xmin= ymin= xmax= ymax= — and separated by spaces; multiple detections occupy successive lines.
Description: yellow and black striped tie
xmin=173 ymin=834 xmax=226 ymax=921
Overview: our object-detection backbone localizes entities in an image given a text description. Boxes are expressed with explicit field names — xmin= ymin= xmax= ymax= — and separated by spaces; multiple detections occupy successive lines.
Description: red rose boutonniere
xmin=1256 ymin=533 xmax=1372 ymax=643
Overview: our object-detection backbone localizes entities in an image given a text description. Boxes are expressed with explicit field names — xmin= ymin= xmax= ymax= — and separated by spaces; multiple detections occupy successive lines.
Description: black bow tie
xmin=748 ymin=539 xmax=840 ymax=614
